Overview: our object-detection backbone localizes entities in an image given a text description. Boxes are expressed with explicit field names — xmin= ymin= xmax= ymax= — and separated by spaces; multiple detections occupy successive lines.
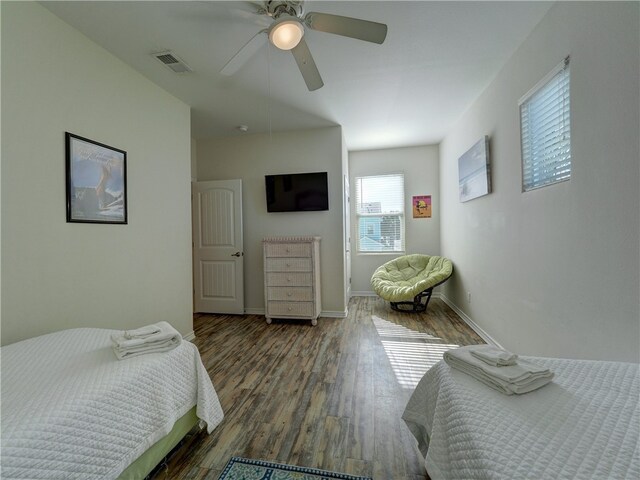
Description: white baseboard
xmin=183 ymin=331 xmax=195 ymax=341
xmin=321 ymin=309 xmax=348 ymax=318
xmin=352 ymin=291 xmax=377 ymax=296
xmin=243 ymin=307 xmax=347 ymax=319
xmin=439 ymin=294 xmax=503 ymax=348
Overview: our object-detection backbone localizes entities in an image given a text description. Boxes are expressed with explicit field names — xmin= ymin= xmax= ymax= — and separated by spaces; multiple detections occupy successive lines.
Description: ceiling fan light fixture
xmin=269 ymin=19 xmax=304 ymax=50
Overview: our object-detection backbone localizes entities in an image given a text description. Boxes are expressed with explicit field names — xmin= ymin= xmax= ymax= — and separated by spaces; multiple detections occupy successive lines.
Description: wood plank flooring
xmin=149 ymin=296 xmax=484 ymax=479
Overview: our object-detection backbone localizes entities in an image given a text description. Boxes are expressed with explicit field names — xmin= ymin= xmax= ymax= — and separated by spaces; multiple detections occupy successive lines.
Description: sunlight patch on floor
xmin=372 ymin=315 xmax=459 ymax=388
xmin=372 ymin=316 xmax=442 ymax=340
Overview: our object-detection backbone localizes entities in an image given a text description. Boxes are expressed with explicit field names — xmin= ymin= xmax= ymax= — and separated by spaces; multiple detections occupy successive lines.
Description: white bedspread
xmin=0 ymin=328 xmax=224 ymax=480
xmin=402 ymin=357 xmax=640 ymax=480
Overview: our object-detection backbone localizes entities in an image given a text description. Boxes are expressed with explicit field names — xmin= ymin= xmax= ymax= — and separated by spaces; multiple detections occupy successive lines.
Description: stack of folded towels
xmin=111 ymin=321 xmax=182 ymax=360
xmin=443 ymin=344 xmax=554 ymax=395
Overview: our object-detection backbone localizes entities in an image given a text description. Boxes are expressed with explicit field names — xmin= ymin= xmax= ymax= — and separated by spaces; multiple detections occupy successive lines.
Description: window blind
xmin=355 ymin=173 xmax=405 ymax=252
xmin=520 ymin=57 xmax=571 ymax=192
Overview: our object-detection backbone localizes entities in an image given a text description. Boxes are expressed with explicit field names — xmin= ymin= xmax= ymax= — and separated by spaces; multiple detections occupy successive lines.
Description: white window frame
xmin=354 ymin=173 xmax=405 ymax=254
xmin=519 ymin=56 xmax=571 ymax=192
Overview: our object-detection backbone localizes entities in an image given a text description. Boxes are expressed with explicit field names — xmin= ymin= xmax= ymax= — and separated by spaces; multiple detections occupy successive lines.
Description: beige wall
xmin=196 ymin=127 xmax=347 ymax=316
xmin=440 ymin=2 xmax=640 ymax=361
xmin=349 ymin=145 xmax=440 ymax=294
xmin=1 ymin=2 xmax=194 ymax=344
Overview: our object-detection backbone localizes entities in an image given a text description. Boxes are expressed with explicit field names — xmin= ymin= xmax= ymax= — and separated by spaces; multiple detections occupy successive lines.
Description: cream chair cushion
xmin=371 ymin=254 xmax=453 ymax=302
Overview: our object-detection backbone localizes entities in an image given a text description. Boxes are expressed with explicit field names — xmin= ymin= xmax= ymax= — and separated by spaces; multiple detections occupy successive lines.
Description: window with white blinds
xmin=355 ymin=173 xmax=405 ymax=253
xmin=520 ymin=56 xmax=571 ymax=192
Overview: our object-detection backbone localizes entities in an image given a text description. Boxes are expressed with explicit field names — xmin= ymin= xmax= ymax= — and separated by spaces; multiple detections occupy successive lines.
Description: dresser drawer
xmin=267 ymin=301 xmax=315 ymax=317
xmin=265 ymin=257 xmax=312 ymax=272
xmin=265 ymin=242 xmax=311 ymax=258
xmin=267 ymin=286 xmax=313 ymax=302
xmin=266 ymin=272 xmax=312 ymax=287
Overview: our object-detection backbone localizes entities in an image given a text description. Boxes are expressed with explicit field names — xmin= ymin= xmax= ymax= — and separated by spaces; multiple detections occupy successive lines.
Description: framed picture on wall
xmin=412 ymin=195 xmax=432 ymax=218
xmin=458 ymin=135 xmax=491 ymax=202
xmin=65 ymin=132 xmax=127 ymax=224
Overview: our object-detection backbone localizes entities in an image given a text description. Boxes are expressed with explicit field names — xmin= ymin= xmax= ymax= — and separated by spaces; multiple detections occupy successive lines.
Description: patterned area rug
xmin=219 ymin=457 xmax=373 ymax=480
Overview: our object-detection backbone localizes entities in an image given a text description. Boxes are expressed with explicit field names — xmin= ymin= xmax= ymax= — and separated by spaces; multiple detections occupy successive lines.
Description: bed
xmin=402 ymin=356 xmax=639 ymax=480
xmin=0 ymin=327 xmax=224 ymax=479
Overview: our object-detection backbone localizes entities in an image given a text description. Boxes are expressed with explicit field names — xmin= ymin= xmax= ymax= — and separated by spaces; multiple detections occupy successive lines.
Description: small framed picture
xmin=413 ymin=195 xmax=432 ymax=218
xmin=65 ymin=132 xmax=127 ymax=224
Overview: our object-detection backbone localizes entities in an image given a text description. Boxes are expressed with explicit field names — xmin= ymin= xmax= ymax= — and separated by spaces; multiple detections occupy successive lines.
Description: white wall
xmin=349 ymin=145 xmax=440 ymax=294
xmin=1 ymin=2 xmax=194 ymax=344
xmin=196 ymin=127 xmax=347 ymax=317
xmin=191 ymin=138 xmax=198 ymax=182
xmin=440 ymin=2 xmax=639 ymax=362
xmin=341 ymin=132 xmax=351 ymax=305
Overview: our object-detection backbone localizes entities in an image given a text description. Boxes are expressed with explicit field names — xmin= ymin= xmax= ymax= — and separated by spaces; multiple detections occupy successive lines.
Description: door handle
xmin=231 ymin=251 xmax=243 ymax=257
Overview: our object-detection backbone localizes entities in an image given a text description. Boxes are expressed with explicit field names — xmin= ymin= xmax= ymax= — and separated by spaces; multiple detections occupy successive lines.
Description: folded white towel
xmin=112 ymin=340 xmax=181 ymax=360
xmin=443 ymin=345 xmax=554 ymax=395
xmin=470 ymin=345 xmax=518 ymax=366
xmin=124 ymin=324 xmax=161 ymax=339
xmin=111 ymin=321 xmax=182 ymax=360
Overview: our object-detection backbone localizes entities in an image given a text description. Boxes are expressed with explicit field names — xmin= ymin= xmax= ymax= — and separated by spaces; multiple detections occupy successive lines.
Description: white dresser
xmin=263 ymin=236 xmax=321 ymax=326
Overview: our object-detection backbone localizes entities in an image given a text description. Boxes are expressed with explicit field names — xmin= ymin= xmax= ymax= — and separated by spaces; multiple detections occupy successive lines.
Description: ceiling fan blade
xmin=220 ymin=1 xmax=269 ymax=18
xmin=304 ymin=12 xmax=387 ymax=44
xmin=220 ymin=30 xmax=267 ymax=76
xmin=291 ymin=37 xmax=324 ymax=91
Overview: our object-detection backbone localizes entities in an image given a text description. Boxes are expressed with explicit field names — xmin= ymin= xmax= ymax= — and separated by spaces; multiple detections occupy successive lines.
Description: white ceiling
xmin=43 ymin=1 xmax=552 ymax=150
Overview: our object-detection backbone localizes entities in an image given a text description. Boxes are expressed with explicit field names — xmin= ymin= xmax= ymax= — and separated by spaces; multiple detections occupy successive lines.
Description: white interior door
xmin=192 ymin=179 xmax=244 ymax=314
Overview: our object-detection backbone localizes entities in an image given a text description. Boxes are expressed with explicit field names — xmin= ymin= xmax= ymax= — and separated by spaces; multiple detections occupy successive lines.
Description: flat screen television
xmin=265 ymin=172 xmax=329 ymax=212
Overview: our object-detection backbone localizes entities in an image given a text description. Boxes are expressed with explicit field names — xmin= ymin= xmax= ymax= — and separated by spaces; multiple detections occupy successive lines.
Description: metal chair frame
xmin=387 ymin=275 xmax=451 ymax=313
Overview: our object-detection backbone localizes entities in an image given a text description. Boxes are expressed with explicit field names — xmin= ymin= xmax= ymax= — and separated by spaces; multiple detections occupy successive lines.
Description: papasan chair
xmin=371 ymin=254 xmax=453 ymax=312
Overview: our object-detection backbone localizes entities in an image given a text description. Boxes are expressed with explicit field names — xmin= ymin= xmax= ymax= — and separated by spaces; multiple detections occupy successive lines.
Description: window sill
xmin=356 ymin=251 xmax=405 ymax=256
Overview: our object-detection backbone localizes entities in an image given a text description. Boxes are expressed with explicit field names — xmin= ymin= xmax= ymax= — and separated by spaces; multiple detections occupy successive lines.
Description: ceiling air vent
xmin=152 ymin=51 xmax=192 ymax=73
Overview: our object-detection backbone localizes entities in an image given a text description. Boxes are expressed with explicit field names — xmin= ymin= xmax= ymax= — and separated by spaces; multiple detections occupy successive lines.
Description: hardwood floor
xmin=149 ymin=296 xmax=484 ymax=479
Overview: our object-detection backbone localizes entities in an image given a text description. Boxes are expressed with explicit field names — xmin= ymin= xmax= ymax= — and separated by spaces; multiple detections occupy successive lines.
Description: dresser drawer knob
xmin=287 ymin=277 xmax=291 ymax=282
xmin=287 ymin=292 xmax=292 ymax=297
xmin=287 ymin=307 xmax=292 ymax=311
xmin=286 ymin=263 xmax=291 ymax=267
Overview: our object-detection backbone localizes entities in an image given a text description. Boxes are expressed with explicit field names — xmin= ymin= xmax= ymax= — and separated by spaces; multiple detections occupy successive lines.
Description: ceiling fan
xmin=220 ymin=0 xmax=388 ymax=91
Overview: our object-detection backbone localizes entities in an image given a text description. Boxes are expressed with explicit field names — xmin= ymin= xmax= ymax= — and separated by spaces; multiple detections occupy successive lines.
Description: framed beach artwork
xmin=65 ymin=132 xmax=127 ymax=224
xmin=458 ymin=136 xmax=491 ymax=202
xmin=412 ymin=195 xmax=432 ymax=218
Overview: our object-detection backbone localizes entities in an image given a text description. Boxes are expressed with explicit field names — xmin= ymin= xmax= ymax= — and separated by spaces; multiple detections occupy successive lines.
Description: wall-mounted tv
xmin=265 ymin=172 xmax=329 ymax=212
